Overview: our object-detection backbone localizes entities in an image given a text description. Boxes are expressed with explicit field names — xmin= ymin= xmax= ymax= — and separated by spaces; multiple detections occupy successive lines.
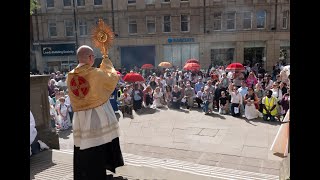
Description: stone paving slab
xmin=242 ymin=146 xmax=269 ymax=159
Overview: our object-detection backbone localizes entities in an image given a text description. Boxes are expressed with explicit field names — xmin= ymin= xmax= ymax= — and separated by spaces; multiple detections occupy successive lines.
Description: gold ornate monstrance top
xmin=91 ymin=19 xmax=114 ymax=58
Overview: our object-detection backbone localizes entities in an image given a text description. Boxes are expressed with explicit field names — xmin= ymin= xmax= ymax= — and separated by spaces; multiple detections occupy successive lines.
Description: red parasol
xmin=225 ymin=63 xmax=245 ymax=72
xmin=123 ymin=72 xmax=145 ymax=82
xmin=185 ymin=58 xmax=199 ymax=64
xmin=183 ymin=63 xmax=200 ymax=71
xmin=141 ymin=64 xmax=154 ymax=69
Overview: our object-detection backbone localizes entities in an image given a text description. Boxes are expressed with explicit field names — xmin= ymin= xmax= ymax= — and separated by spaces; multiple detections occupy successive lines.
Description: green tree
xmin=30 ymin=0 xmax=40 ymax=15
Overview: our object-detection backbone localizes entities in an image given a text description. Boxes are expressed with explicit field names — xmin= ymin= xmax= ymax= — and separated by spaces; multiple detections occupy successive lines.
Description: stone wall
xmin=30 ymin=75 xmax=59 ymax=149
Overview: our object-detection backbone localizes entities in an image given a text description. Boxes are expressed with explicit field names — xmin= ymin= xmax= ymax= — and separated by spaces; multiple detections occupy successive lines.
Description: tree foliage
xmin=30 ymin=0 xmax=40 ymax=15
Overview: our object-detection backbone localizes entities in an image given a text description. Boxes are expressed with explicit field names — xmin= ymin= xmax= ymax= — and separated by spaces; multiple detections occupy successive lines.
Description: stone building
xmin=31 ymin=0 xmax=290 ymax=73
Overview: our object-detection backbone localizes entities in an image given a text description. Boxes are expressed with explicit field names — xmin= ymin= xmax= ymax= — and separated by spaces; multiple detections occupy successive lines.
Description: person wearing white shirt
xmin=227 ymin=71 xmax=234 ymax=80
xmin=56 ymin=76 xmax=67 ymax=91
xmin=271 ymin=82 xmax=283 ymax=101
xmin=229 ymin=86 xmax=243 ymax=117
xmin=64 ymin=92 xmax=74 ymax=124
xmin=119 ymin=88 xmax=133 ymax=117
xmin=30 ymin=111 xmax=37 ymax=148
xmin=195 ymin=87 xmax=204 ymax=108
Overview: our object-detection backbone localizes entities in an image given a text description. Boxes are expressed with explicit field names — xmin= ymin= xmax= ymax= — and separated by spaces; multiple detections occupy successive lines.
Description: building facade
xmin=31 ymin=0 xmax=290 ymax=73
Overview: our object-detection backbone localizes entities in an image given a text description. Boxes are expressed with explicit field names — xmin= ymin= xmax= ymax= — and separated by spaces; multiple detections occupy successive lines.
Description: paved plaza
xmin=58 ymin=106 xmax=284 ymax=178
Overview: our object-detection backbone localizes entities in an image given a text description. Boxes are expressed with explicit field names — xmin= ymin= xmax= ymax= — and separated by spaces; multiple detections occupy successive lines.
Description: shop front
xmin=243 ymin=41 xmax=266 ymax=67
xmin=280 ymin=41 xmax=290 ymax=65
xmin=163 ymin=37 xmax=199 ymax=69
xmin=41 ymin=43 xmax=76 ymax=73
xmin=120 ymin=46 xmax=156 ymax=70
xmin=210 ymin=42 xmax=236 ymax=66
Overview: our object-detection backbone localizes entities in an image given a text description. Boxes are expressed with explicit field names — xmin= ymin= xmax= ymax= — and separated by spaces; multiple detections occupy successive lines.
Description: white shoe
xmin=38 ymin=140 xmax=49 ymax=150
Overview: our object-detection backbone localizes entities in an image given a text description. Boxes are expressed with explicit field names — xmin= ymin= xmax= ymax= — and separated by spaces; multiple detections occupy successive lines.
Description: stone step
xmin=31 ymin=149 xmax=279 ymax=180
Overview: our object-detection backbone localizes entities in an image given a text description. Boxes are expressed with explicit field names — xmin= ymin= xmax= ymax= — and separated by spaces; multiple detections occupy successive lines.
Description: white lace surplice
xmin=270 ymin=109 xmax=290 ymax=156
xmin=245 ymin=104 xmax=262 ymax=120
xmin=73 ymin=100 xmax=120 ymax=150
xmin=153 ymin=92 xmax=164 ymax=108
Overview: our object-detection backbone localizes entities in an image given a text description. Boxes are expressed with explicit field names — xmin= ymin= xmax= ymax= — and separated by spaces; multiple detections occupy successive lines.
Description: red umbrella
xmin=226 ymin=63 xmax=245 ymax=72
xmin=185 ymin=58 xmax=199 ymax=64
xmin=123 ymin=72 xmax=145 ymax=82
xmin=183 ymin=63 xmax=200 ymax=71
xmin=141 ymin=64 xmax=154 ymax=69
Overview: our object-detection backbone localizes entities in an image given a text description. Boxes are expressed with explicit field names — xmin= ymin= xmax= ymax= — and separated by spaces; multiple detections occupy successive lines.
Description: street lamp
xmin=72 ymin=0 xmax=79 ymax=50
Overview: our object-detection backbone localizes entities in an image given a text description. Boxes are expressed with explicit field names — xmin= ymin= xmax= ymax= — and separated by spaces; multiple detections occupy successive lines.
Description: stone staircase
xmin=31 ymin=149 xmax=279 ymax=180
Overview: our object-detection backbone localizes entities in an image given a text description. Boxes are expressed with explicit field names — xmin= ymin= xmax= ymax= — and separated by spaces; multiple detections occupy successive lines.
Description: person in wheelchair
xmin=119 ymin=88 xmax=133 ymax=118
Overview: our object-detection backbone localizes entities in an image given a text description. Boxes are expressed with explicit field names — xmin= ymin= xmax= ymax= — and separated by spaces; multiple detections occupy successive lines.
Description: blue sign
xmin=168 ymin=37 xmax=195 ymax=43
xmin=42 ymin=44 xmax=76 ymax=56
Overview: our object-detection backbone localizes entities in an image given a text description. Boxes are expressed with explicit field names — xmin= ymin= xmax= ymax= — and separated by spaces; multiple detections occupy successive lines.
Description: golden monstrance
xmin=91 ymin=19 xmax=115 ymax=58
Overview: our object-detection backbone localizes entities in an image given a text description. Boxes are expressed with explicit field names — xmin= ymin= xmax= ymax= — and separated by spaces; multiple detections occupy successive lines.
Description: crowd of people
xmin=116 ymin=62 xmax=290 ymax=121
xmin=45 ymin=61 xmax=290 ymax=132
xmin=47 ymin=71 xmax=73 ymax=131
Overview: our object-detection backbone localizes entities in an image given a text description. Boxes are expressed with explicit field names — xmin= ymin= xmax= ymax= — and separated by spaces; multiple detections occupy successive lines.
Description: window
xmin=162 ymin=0 xmax=170 ymax=2
xmin=128 ymin=0 xmax=136 ymax=4
xmin=77 ymin=0 xmax=85 ymax=6
xmin=243 ymin=12 xmax=252 ymax=29
xmin=145 ymin=0 xmax=155 ymax=4
xmin=226 ymin=12 xmax=236 ymax=30
xmin=79 ymin=20 xmax=87 ymax=36
xmin=211 ymin=49 xmax=235 ymax=66
xmin=163 ymin=44 xmax=199 ymax=68
xmin=63 ymin=0 xmax=71 ymax=7
xmin=65 ymin=20 xmax=74 ymax=37
xmin=94 ymin=0 xmax=102 ymax=6
xmin=256 ymin=10 xmax=266 ymax=29
xmin=181 ymin=15 xmax=190 ymax=32
xmin=280 ymin=47 xmax=290 ymax=64
xmin=163 ymin=16 xmax=171 ymax=32
xmin=244 ymin=47 xmax=265 ymax=67
xmin=282 ymin=10 xmax=289 ymax=29
xmin=94 ymin=18 xmax=108 ymax=25
xmin=181 ymin=0 xmax=189 ymax=2
xmin=146 ymin=16 xmax=156 ymax=33
xmin=213 ymin=12 xmax=222 ymax=31
xmin=129 ymin=18 xmax=137 ymax=34
xmin=48 ymin=21 xmax=57 ymax=37
xmin=46 ymin=0 xmax=54 ymax=8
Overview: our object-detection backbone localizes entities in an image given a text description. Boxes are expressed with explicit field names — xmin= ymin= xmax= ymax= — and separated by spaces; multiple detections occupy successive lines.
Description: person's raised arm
xmin=99 ymin=52 xmax=120 ymax=92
